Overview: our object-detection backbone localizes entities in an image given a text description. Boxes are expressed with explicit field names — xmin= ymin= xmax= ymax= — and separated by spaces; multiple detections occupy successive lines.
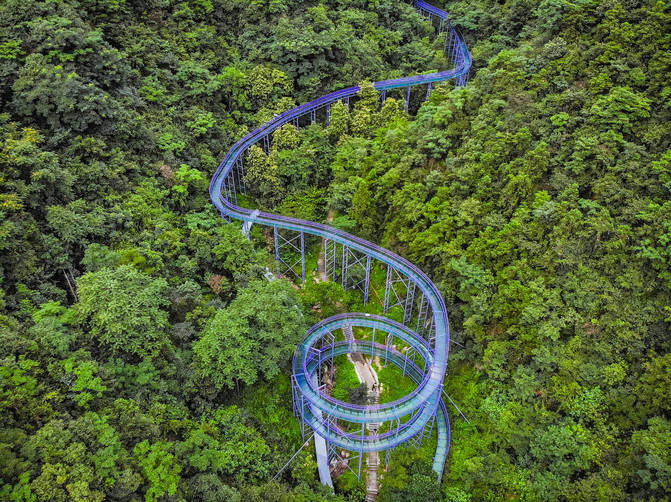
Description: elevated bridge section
xmin=210 ymin=0 xmax=471 ymax=483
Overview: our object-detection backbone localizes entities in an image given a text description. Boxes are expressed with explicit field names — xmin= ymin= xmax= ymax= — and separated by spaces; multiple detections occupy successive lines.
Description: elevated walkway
xmin=209 ymin=0 xmax=470 ymax=484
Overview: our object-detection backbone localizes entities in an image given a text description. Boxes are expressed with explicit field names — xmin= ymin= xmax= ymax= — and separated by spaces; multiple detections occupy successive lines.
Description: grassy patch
xmin=378 ymin=363 xmax=417 ymax=404
xmin=332 ymin=354 xmax=360 ymax=402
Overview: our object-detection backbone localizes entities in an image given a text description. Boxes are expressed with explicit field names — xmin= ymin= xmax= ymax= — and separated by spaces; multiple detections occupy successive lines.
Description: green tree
xmin=193 ymin=279 xmax=308 ymax=390
xmin=244 ymin=145 xmax=283 ymax=208
xmin=302 ymin=280 xmax=349 ymax=319
xmin=327 ymin=101 xmax=350 ymax=140
xmin=133 ymin=440 xmax=181 ymax=502
xmin=349 ymin=180 xmax=376 ymax=238
xmin=77 ymin=265 xmax=170 ymax=358
xmin=629 ymin=417 xmax=671 ymax=497
xmin=378 ymin=447 xmax=443 ymax=502
xmin=12 ymin=54 xmax=117 ymax=134
xmin=176 ymin=406 xmax=270 ymax=483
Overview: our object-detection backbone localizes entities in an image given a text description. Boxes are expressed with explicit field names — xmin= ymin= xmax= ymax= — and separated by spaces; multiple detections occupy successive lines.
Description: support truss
xmin=415 ymin=293 xmax=434 ymax=341
xmin=321 ymin=331 xmax=336 ymax=383
xmin=341 ymin=246 xmax=372 ymax=304
xmin=211 ymin=0 xmax=470 ymax=488
xmin=383 ymin=266 xmax=417 ymax=325
xmin=408 ymin=412 xmax=436 ymax=451
xmin=343 ymin=325 xmax=354 ymax=344
xmin=274 ymin=227 xmax=306 ymax=281
xmin=324 ymin=238 xmax=338 ymax=283
xmin=402 ymin=346 xmax=418 ymax=377
xmin=235 ymin=158 xmax=246 ymax=194
xmin=328 ymin=442 xmax=363 ymax=481
xmin=222 ymin=172 xmax=237 ymax=206
xmin=383 ymin=331 xmax=393 ymax=367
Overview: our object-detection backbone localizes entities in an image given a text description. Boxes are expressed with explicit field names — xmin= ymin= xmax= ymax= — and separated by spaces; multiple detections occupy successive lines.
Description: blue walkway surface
xmin=210 ymin=0 xmax=471 ymax=482
xmin=311 ymin=372 xmax=334 ymax=487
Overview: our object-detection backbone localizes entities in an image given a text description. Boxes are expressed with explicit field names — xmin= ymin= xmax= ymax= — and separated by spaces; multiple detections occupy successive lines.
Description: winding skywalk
xmin=209 ymin=0 xmax=471 ymax=483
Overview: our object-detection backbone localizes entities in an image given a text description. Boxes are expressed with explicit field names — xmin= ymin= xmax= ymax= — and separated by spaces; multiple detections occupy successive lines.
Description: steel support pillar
xmin=301 ymin=231 xmax=305 ymax=281
xmin=341 ymin=245 xmax=347 ymax=289
xmin=445 ymin=29 xmax=455 ymax=61
xmin=221 ymin=173 xmax=230 ymax=201
xmin=383 ymin=266 xmax=415 ymax=323
xmin=383 ymin=266 xmax=392 ymax=313
xmin=451 ymin=37 xmax=458 ymax=66
xmin=416 ymin=294 xmax=431 ymax=337
xmin=226 ymin=174 xmax=237 ymax=206
xmin=331 ymin=340 xmax=335 ymax=381
xmin=359 ymin=423 xmax=365 ymax=478
xmin=236 ymin=158 xmax=246 ymax=194
xmin=371 ymin=327 xmax=376 ymax=357
xmin=427 ymin=317 xmax=436 ymax=349
xmin=341 ymin=246 xmax=370 ymax=297
xmin=402 ymin=347 xmax=417 ymax=377
xmin=384 ymin=333 xmax=393 ymax=368
xmin=344 ymin=324 xmax=353 ymax=344
xmin=222 ymin=175 xmax=230 ymax=202
xmin=324 ymin=238 xmax=337 ymax=282
xmin=274 ymin=226 xmax=280 ymax=275
xmin=405 ymin=85 xmax=411 ymax=112
xmin=363 ymin=255 xmax=371 ymax=305
xmin=403 ymin=282 xmax=416 ymax=325
xmin=274 ymin=228 xmax=306 ymax=281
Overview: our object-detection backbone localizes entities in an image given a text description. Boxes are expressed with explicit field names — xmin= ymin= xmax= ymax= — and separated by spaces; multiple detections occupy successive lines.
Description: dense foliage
xmin=0 ymin=0 xmax=669 ymax=500
xmin=0 ymin=0 xmax=439 ymax=500
xmin=319 ymin=0 xmax=671 ymax=500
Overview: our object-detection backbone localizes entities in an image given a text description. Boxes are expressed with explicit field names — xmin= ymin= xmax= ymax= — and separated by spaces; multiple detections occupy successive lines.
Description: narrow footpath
xmin=348 ymin=348 xmax=381 ymax=501
xmin=317 ymin=210 xmax=381 ymax=500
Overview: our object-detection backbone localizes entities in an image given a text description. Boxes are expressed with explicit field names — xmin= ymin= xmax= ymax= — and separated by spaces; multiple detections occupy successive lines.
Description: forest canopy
xmin=0 ymin=0 xmax=670 ymax=500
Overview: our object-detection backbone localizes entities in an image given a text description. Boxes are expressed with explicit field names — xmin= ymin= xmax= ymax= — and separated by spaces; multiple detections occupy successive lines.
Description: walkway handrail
xmin=209 ymin=0 xmax=471 ymax=481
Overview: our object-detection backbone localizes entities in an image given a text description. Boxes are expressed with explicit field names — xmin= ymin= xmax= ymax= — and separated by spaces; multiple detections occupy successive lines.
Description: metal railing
xmin=209 ymin=0 xmax=471 ymax=482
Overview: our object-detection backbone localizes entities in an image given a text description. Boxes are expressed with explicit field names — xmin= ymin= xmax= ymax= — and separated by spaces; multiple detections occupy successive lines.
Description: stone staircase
xmin=365 ymin=382 xmax=381 ymax=501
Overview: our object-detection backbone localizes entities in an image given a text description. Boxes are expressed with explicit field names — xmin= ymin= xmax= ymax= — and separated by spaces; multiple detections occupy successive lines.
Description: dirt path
xmin=320 ymin=210 xmax=381 ymax=499
xmin=347 ymin=338 xmax=381 ymax=501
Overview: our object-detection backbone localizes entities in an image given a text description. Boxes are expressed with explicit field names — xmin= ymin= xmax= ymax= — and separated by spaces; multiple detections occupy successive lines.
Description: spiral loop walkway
xmin=210 ymin=0 xmax=471 ymax=483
